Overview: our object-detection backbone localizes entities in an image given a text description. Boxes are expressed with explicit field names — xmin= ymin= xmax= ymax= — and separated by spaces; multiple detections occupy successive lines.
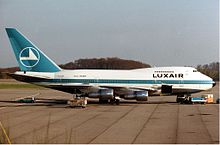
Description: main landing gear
xmin=176 ymin=94 xmax=191 ymax=104
xmin=99 ymin=96 xmax=121 ymax=105
xmin=111 ymin=96 xmax=121 ymax=105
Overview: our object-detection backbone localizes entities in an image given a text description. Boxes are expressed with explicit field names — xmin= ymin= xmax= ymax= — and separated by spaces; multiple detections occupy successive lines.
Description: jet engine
xmin=124 ymin=90 xmax=148 ymax=101
xmin=88 ymin=88 xmax=114 ymax=99
xmin=161 ymin=85 xmax=172 ymax=94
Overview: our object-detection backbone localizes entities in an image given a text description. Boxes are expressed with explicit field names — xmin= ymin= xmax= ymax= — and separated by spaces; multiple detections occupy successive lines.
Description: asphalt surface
xmin=0 ymin=81 xmax=219 ymax=144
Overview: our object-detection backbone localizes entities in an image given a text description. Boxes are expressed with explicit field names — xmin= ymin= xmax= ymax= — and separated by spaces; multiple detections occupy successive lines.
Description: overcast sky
xmin=0 ymin=0 xmax=219 ymax=68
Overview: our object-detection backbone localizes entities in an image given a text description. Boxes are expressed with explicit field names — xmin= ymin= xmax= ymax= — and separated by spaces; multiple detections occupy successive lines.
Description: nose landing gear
xmin=176 ymin=94 xmax=191 ymax=104
xmin=100 ymin=96 xmax=121 ymax=105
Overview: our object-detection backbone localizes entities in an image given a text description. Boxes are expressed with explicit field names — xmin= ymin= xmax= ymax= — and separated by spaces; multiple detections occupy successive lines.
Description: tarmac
xmin=0 ymin=80 xmax=219 ymax=144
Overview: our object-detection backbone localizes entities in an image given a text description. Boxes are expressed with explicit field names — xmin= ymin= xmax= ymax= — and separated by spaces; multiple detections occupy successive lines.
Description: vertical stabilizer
xmin=6 ymin=28 xmax=61 ymax=72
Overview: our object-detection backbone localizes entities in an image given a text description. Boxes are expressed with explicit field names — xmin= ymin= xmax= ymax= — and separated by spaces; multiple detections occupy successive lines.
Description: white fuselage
xmin=14 ymin=66 xmax=214 ymax=96
xmin=6 ymin=28 xmax=215 ymax=101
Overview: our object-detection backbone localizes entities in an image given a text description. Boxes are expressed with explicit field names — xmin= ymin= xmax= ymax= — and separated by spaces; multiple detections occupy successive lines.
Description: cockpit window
xmin=193 ymin=70 xmax=197 ymax=72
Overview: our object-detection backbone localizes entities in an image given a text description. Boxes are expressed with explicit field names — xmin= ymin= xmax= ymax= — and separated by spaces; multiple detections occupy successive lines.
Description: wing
xmin=47 ymin=83 xmax=160 ymax=95
xmin=99 ymin=85 xmax=159 ymax=96
xmin=9 ymin=73 xmax=160 ymax=95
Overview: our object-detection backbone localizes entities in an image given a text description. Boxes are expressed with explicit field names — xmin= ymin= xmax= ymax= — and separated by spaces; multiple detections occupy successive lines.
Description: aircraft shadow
xmin=0 ymin=99 xmax=179 ymax=109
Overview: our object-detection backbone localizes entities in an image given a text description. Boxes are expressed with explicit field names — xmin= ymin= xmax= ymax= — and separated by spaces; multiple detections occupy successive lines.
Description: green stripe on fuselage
xmin=36 ymin=79 xmax=213 ymax=84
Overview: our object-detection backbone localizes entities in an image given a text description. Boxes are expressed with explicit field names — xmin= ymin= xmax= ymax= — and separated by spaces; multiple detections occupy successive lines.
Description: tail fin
xmin=5 ymin=28 xmax=61 ymax=72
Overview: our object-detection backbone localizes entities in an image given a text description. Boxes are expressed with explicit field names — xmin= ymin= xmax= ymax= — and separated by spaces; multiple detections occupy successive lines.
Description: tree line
xmin=60 ymin=57 xmax=151 ymax=69
xmin=196 ymin=62 xmax=219 ymax=81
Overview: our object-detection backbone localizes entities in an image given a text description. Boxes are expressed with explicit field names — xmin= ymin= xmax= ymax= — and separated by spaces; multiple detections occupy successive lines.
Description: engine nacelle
xmin=124 ymin=90 xmax=148 ymax=101
xmin=161 ymin=85 xmax=172 ymax=94
xmin=88 ymin=88 xmax=114 ymax=99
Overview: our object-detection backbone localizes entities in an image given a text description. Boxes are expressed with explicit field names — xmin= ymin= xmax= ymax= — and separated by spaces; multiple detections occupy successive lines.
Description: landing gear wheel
xmin=110 ymin=97 xmax=120 ymax=105
xmin=176 ymin=95 xmax=184 ymax=103
xmin=176 ymin=97 xmax=180 ymax=103
xmin=176 ymin=94 xmax=191 ymax=104
xmin=99 ymin=99 xmax=109 ymax=104
xmin=115 ymin=99 xmax=120 ymax=105
xmin=110 ymin=99 xmax=115 ymax=105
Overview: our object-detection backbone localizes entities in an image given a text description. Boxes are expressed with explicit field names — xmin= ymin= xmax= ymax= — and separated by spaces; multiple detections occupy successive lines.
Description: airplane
xmin=5 ymin=28 xmax=216 ymax=104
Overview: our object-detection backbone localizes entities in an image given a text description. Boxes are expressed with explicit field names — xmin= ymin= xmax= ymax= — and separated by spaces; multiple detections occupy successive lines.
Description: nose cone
xmin=199 ymin=72 xmax=216 ymax=89
xmin=213 ymin=81 xmax=216 ymax=87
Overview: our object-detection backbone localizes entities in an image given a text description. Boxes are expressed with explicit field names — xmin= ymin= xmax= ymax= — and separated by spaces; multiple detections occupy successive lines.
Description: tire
xmin=99 ymin=99 xmax=109 ymax=104
xmin=176 ymin=98 xmax=180 ymax=103
xmin=115 ymin=99 xmax=120 ymax=105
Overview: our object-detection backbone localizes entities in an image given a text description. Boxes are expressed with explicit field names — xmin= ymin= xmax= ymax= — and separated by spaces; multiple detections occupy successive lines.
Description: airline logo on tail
xmin=19 ymin=47 xmax=40 ymax=67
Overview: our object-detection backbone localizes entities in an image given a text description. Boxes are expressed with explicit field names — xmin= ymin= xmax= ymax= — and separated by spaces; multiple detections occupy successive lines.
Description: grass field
xmin=0 ymin=80 xmax=43 ymax=89
xmin=0 ymin=84 xmax=43 ymax=89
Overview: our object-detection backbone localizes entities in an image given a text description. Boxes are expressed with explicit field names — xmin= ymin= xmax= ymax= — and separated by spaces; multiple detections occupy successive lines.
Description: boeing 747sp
xmin=5 ymin=28 xmax=216 ymax=104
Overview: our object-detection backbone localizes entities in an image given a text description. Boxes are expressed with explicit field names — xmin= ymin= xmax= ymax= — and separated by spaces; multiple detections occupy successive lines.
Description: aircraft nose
xmin=213 ymin=82 xmax=216 ymax=87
